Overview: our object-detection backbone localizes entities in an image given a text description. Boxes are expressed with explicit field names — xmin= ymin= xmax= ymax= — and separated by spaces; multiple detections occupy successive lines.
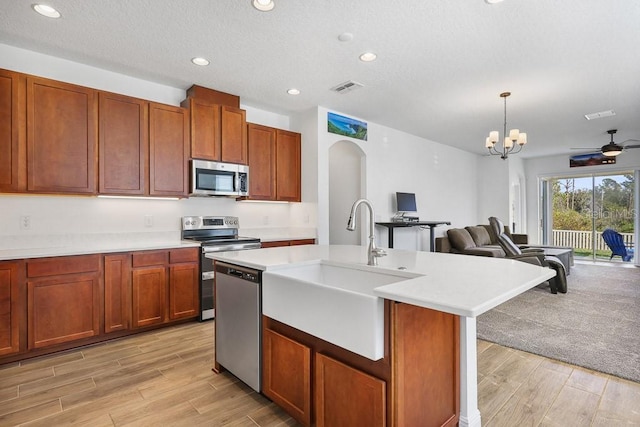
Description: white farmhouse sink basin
xmin=262 ymin=261 xmax=421 ymax=360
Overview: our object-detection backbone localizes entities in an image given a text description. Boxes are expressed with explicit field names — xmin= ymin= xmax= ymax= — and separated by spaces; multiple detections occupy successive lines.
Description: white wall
xmin=476 ymin=157 xmax=510 ymax=228
xmin=314 ymin=107 xmax=481 ymax=250
xmin=0 ymin=44 xmax=315 ymax=241
xmin=523 ymin=150 xmax=640 ymax=244
xmin=329 ymin=141 xmax=363 ymax=245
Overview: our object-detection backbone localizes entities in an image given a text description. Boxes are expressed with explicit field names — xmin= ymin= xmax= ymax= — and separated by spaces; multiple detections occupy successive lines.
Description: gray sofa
xmin=436 ymin=225 xmax=528 ymax=258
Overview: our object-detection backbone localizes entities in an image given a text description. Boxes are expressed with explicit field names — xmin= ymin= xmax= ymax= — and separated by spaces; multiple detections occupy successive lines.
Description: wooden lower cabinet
xmin=169 ymin=262 xmax=199 ymax=320
xmin=0 ymin=248 xmax=199 ymax=365
xmin=392 ymin=303 xmax=459 ymax=427
xmin=26 ymin=255 xmax=101 ymax=349
xmin=260 ymin=239 xmax=315 ymax=248
xmin=132 ymin=248 xmax=199 ymax=327
xmin=263 ymin=303 xmax=459 ymax=427
xmin=316 ymin=353 xmax=386 ymax=427
xmin=104 ymin=254 xmax=131 ymax=333
xmin=0 ymin=261 xmax=24 ymax=356
xmin=132 ymin=266 xmax=167 ymax=328
xmin=263 ymin=328 xmax=312 ymax=426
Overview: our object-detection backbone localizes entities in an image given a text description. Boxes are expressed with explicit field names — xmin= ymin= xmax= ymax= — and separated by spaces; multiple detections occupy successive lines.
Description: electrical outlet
xmin=263 ymin=216 xmax=269 ymax=225
xmin=20 ymin=215 xmax=31 ymax=230
xmin=144 ymin=215 xmax=153 ymax=228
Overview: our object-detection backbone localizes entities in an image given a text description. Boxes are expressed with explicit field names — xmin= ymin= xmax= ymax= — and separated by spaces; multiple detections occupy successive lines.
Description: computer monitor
xmin=396 ymin=192 xmax=417 ymax=214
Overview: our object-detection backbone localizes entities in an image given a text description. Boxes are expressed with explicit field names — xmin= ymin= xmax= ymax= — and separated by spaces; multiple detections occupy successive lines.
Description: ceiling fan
xmin=571 ymin=129 xmax=640 ymax=157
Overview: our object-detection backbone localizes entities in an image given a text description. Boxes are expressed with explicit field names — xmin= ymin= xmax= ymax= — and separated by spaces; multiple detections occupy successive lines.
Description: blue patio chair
xmin=602 ymin=229 xmax=635 ymax=262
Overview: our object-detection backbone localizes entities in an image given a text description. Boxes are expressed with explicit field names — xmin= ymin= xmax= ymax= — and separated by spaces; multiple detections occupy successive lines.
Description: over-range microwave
xmin=190 ymin=159 xmax=249 ymax=197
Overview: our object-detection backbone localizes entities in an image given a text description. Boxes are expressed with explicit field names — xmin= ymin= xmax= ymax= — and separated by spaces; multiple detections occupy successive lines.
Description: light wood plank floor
xmin=1 ymin=321 xmax=638 ymax=426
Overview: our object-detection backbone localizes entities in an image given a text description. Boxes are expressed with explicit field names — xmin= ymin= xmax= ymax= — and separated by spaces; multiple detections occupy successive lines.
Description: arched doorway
xmin=329 ymin=140 xmax=365 ymax=244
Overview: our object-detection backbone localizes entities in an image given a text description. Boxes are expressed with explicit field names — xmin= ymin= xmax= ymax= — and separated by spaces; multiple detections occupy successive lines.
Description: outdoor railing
xmin=552 ymin=229 xmax=634 ymax=251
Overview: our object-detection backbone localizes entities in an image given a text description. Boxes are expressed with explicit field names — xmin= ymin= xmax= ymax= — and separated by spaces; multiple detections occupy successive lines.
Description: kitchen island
xmin=208 ymin=244 xmax=555 ymax=427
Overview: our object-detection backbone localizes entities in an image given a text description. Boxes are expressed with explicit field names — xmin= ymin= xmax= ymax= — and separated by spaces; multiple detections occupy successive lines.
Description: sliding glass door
xmin=545 ymin=172 xmax=635 ymax=262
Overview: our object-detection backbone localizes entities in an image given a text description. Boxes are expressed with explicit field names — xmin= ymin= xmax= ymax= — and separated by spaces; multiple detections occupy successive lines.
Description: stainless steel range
xmin=181 ymin=216 xmax=261 ymax=320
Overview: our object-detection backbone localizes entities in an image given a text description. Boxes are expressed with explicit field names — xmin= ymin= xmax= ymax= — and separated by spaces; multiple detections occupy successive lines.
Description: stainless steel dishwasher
xmin=214 ymin=262 xmax=262 ymax=392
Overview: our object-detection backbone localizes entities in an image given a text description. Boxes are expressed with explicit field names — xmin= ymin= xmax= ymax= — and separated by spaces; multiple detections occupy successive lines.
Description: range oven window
xmin=196 ymin=168 xmax=235 ymax=192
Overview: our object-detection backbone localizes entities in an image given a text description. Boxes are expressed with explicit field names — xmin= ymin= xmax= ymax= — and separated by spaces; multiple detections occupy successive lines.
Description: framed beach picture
xmin=569 ymin=152 xmax=616 ymax=168
xmin=327 ymin=112 xmax=367 ymax=141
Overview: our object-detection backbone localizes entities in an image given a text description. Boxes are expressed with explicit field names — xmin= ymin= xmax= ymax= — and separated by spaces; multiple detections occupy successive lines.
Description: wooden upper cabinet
xmin=0 ymin=69 xmax=25 ymax=193
xmin=26 ymin=76 xmax=97 ymax=194
xmin=247 ymin=123 xmax=276 ymax=200
xmin=275 ymin=129 xmax=301 ymax=202
xmin=245 ymin=124 xmax=301 ymax=202
xmin=182 ymin=98 xmax=247 ymax=164
xmin=220 ymin=106 xmax=247 ymax=164
xmin=99 ymin=92 xmax=148 ymax=195
xmin=149 ymin=102 xmax=189 ymax=197
xmin=185 ymin=98 xmax=220 ymax=161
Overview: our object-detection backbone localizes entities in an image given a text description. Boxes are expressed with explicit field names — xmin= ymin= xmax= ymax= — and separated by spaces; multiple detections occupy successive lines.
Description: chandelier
xmin=485 ymin=92 xmax=527 ymax=160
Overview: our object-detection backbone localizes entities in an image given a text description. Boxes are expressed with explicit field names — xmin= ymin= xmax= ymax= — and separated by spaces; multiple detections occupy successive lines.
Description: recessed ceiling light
xmin=338 ymin=32 xmax=353 ymax=42
xmin=287 ymin=88 xmax=300 ymax=95
xmin=359 ymin=52 xmax=377 ymax=62
xmin=485 ymin=0 xmax=505 ymax=4
xmin=32 ymin=4 xmax=61 ymax=18
xmin=191 ymin=57 xmax=210 ymax=66
xmin=252 ymin=0 xmax=275 ymax=11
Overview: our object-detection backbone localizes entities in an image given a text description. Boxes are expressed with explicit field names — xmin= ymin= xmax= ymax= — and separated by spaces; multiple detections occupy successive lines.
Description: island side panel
xmin=392 ymin=303 xmax=460 ymax=427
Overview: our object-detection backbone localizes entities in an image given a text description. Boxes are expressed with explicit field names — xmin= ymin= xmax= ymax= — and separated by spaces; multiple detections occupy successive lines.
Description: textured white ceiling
xmin=1 ymin=0 xmax=639 ymax=158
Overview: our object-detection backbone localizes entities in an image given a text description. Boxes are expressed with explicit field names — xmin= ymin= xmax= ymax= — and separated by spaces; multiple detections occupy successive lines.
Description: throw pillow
xmin=465 ymin=226 xmax=492 ymax=246
xmin=447 ymin=228 xmax=476 ymax=251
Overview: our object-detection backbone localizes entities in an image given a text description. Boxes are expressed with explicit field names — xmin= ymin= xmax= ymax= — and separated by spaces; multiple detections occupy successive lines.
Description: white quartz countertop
xmin=241 ymin=227 xmax=316 ymax=243
xmin=208 ymin=244 xmax=556 ymax=318
xmin=0 ymin=232 xmax=200 ymax=261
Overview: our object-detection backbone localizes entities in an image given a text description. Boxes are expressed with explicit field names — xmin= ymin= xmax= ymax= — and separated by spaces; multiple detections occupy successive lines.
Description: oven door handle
xmin=202 ymin=271 xmax=215 ymax=281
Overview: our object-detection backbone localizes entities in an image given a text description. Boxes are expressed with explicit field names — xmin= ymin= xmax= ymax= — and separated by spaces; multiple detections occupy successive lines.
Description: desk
xmin=376 ymin=221 xmax=451 ymax=252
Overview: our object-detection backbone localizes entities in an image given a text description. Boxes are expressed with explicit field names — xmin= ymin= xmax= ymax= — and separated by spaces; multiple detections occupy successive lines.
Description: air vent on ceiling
xmin=330 ymin=80 xmax=364 ymax=94
xmin=584 ymin=109 xmax=616 ymax=120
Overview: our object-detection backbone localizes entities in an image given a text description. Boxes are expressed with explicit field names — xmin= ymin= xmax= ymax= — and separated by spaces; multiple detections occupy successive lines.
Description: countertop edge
xmin=0 ymin=241 xmax=201 ymax=261
xmin=373 ymin=270 xmax=556 ymax=317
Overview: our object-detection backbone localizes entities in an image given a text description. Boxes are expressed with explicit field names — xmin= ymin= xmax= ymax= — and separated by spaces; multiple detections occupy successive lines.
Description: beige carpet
xmin=477 ymin=263 xmax=640 ymax=383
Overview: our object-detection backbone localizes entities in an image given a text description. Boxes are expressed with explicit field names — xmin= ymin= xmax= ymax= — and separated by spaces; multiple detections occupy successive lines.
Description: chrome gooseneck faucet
xmin=346 ymin=198 xmax=387 ymax=265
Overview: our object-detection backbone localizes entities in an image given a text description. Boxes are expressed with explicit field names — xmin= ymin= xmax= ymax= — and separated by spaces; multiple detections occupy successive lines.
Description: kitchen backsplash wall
xmin=0 ymin=195 xmax=317 ymax=238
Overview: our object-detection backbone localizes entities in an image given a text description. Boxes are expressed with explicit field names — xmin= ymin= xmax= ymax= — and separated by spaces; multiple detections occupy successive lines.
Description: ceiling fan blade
xmin=570 ymin=147 xmax=598 ymax=150
xmin=624 ymin=144 xmax=640 ymax=149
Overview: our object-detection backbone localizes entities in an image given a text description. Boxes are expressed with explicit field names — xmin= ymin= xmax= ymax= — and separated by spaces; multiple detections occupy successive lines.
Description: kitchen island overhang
xmin=207 ymin=245 xmax=555 ymax=427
